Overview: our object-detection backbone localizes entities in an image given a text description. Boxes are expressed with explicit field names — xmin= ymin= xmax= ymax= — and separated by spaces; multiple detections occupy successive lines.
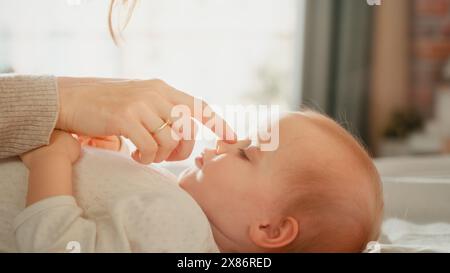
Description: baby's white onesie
xmin=0 ymin=146 xmax=219 ymax=253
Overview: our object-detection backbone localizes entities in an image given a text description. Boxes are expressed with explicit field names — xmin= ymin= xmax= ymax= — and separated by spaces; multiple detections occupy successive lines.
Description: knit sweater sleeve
xmin=0 ymin=74 xmax=59 ymax=158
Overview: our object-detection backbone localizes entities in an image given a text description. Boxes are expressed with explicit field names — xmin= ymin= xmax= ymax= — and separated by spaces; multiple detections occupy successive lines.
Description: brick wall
xmin=413 ymin=0 xmax=450 ymax=117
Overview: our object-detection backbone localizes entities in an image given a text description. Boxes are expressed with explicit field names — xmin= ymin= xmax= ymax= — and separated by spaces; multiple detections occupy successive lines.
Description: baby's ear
xmin=249 ymin=217 xmax=299 ymax=250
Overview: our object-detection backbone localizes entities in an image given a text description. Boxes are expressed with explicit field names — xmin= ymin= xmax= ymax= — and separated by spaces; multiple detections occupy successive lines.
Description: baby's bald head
xmin=271 ymin=111 xmax=383 ymax=252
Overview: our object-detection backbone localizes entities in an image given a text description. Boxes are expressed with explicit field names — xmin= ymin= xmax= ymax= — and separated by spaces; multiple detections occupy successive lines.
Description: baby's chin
xmin=177 ymin=165 xmax=200 ymax=189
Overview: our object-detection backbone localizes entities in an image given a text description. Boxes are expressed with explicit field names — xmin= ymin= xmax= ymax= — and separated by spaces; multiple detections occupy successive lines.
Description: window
xmin=0 ymin=0 xmax=305 ymax=170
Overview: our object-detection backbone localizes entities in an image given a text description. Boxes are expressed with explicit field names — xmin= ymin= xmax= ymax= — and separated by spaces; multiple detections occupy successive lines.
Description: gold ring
xmin=152 ymin=120 xmax=171 ymax=135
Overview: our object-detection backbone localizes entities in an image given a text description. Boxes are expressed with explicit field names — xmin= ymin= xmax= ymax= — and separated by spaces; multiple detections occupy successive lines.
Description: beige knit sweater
xmin=0 ymin=74 xmax=58 ymax=159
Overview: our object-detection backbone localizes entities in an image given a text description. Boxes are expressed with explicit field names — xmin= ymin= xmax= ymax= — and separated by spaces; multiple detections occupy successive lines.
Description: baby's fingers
xmin=76 ymin=135 xmax=121 ymax=151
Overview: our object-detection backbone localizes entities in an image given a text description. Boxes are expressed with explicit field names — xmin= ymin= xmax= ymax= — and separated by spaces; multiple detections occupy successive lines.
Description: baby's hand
xmin=20 ymin=130 xmax=81 ymax=169
xmin=76 ymin=135 xmax=121 ymax=151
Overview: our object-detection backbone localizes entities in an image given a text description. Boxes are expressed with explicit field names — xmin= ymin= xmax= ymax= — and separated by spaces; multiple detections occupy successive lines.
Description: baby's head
xmin=179 ymin=111 xmax=383 ymax=252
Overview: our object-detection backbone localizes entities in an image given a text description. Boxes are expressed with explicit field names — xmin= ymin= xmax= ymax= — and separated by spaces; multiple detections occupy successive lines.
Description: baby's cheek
xmin=201 ymin=163 xmax=221 ymax=183
xmin=202 ymin=160 xmax=232 ymax=184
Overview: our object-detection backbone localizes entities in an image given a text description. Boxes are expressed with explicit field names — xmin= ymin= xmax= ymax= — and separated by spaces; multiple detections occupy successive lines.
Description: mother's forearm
xmin=26 ymin=154 xmax=73 ymax=206
xmin=0 ymin=74 xmax=58 ymax=159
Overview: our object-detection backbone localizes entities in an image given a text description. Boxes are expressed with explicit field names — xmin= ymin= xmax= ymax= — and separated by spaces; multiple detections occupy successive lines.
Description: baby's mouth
xmin=194 ymin=153 xmax=204 ymax=168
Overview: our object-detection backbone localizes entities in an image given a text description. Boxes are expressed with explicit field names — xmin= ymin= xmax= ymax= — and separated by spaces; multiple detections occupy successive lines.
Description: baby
xmin=10 ymin=110 xmax=383 ymax=252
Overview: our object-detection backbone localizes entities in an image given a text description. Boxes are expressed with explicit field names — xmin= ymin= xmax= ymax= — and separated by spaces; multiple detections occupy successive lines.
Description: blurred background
xmin=1 ymin=0 xmax=450 ymax=161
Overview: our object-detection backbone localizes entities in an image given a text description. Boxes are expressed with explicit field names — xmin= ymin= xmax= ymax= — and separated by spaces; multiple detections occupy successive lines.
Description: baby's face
xmin=178 ymin=111 xmax=382 ymax=252
xmin=179 ymin=115 xmax=291 ymax=252
xmin=178 ymin=139 xmax=275 ymax=252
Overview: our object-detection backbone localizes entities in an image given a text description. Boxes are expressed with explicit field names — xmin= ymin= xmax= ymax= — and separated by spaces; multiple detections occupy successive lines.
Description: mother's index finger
xmin=165 ymin=88 xmax=237 ymax=143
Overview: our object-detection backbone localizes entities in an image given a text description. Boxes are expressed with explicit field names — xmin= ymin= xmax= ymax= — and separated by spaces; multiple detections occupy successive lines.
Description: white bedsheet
xmin=372 ymin=218 xmax=450 ymax=252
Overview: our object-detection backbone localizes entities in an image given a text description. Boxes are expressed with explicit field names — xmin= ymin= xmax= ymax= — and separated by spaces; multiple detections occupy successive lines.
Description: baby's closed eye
xmin=238 ymin=148 xmax=250 ymax=161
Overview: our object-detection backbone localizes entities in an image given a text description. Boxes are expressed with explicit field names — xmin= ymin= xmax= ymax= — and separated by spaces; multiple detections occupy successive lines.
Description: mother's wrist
xmin=55 ymin=77 xmax=73 ymax=131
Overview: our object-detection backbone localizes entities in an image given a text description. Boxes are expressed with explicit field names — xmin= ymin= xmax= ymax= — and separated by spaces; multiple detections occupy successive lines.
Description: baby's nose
xmin=216 ymin=139 xmax=251 ymax=155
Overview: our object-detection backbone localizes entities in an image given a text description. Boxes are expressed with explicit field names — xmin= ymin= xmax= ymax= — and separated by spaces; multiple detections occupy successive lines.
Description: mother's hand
xmin=56 ymin=77 xmax=236 ymax=164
